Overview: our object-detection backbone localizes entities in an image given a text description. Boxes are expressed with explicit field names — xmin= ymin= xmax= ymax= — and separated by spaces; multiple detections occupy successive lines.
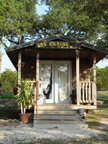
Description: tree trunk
xmin=0 ymin=33 xmax=3 ymax=95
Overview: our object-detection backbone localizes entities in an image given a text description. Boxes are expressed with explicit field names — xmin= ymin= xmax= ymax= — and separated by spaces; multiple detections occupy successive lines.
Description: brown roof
xmin=5 ymin=35 xmax=108 ymax=69
xmin=6 ymin=34 xmax=108 ymax=54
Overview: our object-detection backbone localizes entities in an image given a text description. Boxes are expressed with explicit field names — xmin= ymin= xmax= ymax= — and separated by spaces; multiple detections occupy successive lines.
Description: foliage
xmin=1 ymin=69 xmax=17 ymax=92
xmin=41 ymin=0 xmax=108 ymax=48
xmin=0 ymin=0 xmax=39 ymax=95
xmin=90 ymin=66 xmax=108 ymax=88
xmin=75 ymin=0 xmax=108 ymax=48
xmin=0 ymin=0 xmax=39 ymax=46
xmin=16 ymin=79 xmax=32 ymax=114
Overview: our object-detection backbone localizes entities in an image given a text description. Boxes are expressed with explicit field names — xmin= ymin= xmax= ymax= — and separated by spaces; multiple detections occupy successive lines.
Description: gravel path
xmin=0 ymin=120 xmax=107 ymax=144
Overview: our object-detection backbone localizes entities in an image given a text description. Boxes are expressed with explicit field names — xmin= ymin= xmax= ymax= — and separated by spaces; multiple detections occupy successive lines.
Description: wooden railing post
xmin=93 ymin=52 xmax=97 ymax=105
xmin=76 ymin=50 xmax=80 ymax=105
xmin=80 ymin=81 xmax=96 ymax=104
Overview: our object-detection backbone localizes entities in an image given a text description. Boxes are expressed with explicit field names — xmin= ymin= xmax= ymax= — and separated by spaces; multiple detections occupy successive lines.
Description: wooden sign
xmin=35 ymin=41 xmax=79 ymax=49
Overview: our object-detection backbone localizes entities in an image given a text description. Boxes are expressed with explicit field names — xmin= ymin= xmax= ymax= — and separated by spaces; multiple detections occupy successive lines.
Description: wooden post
xmin=35 ymin=52 xmax=39 ymax=117
xmin=18 ymin=51 xmax=21 ymax=85
xmin=93 ymin=52 xmax=97 ymax=105
xmin=76 ymin=50 xmax=80 ymax=105
xmin=18 ymin=51 xmax=23 ymax=114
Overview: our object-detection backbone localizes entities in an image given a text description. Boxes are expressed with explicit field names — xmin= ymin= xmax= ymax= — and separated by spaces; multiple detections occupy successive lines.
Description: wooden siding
xmin=21 ymin=57 xmax=36 ymax=80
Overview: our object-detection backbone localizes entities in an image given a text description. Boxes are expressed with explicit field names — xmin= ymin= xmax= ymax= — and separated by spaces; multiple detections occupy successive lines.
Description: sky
xmin=1 ymin=3 xmax=108 ymax=73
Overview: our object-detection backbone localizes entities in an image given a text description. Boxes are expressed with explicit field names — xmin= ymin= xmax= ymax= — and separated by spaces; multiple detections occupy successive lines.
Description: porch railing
xmin=79 ymin=81 xmax=95 ymax=104
xmin=28 ymin=81 xmax=96 ymax=104
xmin=27 ymin=81 xmax=36 ymax=108
xmin=28 ymin=81 xmax=36 ymax=95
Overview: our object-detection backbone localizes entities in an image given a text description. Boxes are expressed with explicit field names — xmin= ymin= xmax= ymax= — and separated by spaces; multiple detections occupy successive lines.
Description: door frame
xmin=39 ymin=60 xmax=72 ymax=104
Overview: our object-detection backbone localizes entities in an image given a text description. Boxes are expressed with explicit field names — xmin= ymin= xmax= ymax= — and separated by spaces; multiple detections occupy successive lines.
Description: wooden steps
xmin=34 ymin=105 xmax=86 ymax=124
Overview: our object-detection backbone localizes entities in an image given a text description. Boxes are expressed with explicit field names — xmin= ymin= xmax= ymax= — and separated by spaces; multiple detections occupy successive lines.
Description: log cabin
xmin=6 ymin=35 xmax=108 ymax=124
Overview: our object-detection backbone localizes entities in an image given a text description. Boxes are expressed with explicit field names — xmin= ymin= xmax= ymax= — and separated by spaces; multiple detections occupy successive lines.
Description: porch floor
xmin=37 ymin=104 xmax=97 ymax=110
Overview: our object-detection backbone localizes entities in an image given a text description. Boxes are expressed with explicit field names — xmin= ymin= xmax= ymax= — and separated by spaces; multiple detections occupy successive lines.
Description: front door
xmin=39 ymin=61 xmax=71 ymax=104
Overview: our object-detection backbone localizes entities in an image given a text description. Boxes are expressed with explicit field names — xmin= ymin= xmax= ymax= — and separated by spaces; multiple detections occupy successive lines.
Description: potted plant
xmin=16 ymin=79 xmax=32 ymax=124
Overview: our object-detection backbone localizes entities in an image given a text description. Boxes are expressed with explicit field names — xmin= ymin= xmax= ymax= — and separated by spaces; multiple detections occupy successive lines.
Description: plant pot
xmin=19 ymin=113 xmax=31 ymax=124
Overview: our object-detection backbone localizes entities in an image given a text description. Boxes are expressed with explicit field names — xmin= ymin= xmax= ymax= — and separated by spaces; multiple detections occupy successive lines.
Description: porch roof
xmin=6 ymin=35 xmax=108 ymax=69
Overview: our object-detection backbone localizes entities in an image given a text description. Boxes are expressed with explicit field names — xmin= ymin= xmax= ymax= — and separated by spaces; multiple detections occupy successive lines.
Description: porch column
xmin=76 ymin=50 xmax=80 ymax=105
xmin=18 ymin=51 xmax=21 ymax=85
xmin=34 ymin=52 xmax=39 ymax=117
xmin=93 ymin=52 xmax=97 ymax=105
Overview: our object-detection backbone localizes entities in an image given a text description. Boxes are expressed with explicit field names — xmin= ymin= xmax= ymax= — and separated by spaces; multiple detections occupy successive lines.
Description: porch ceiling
xmin=7 ymin=47 xmax=107 ymax=70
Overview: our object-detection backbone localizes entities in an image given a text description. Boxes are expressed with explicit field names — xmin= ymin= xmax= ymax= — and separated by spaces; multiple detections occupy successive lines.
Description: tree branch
xmin=8 ymin=39 xmax=19 ymax=45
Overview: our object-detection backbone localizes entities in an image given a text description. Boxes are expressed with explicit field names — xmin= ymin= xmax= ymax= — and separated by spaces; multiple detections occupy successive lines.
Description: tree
xmin=41 ymin=0 xmax=108 ymax=48
xmin=1 ymin=69 xmax=17 ymax=92
xmin=40 ymin=0 xmax=98 ymax=41
xmin=73 ymin=0 xmax=108 ymax=48
xmin=7 ymin=0 xmax=40 ymax=45
xmin=90 ymin=66 xmax=108 ymax=88
xmin=0 ymin=0 xmax=39 ymax=95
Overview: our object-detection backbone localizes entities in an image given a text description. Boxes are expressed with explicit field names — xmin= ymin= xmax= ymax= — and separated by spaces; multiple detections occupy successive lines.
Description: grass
xmin=97 ymin=91 xmax=108 ymax=103
xmin=86 ymin=91 xmax=108 ymax=131
xmin=0 ymin=92 xmax=16 ymax=99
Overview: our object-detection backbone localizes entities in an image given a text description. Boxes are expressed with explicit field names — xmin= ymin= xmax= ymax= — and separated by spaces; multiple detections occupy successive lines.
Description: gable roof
xmin=5 ymin=35 xmax=108 ymax=69
xmin=6 ymin=34 xmax=108 ymax=55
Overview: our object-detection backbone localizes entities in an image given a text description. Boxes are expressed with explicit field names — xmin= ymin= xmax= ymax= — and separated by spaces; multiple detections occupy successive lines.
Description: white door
xmin=39 ymin=61 xmax=71 ymax=104
xmin=39 ymin=61 xmax=54 ymax=104
xmin=55 ymin=61 xmax=71 ymax=104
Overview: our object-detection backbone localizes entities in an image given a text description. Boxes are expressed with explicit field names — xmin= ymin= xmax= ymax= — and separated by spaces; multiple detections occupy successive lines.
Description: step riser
xmin=37 ymin=111 xmax=78 ymax=115
xmin=34 ymin=120 xmax=86 ymax=124
xmin=34 ymin=115 xmax=83 ymax=120
xmin=37 ymin=105 xmax=78 ymax=110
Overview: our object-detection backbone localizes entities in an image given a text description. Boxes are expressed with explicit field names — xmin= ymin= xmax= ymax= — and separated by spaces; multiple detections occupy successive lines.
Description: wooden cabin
xmin=6 ymin=35 xmax=108 ymax=124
